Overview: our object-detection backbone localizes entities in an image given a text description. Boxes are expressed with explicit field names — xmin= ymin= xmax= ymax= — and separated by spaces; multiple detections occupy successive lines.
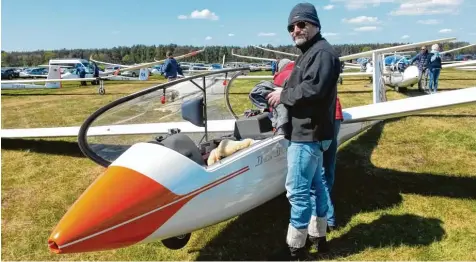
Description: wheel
xmin=339 ymin=77 xmax=343 ymax=85
xmin=132 ymin=72 xmax=137 ymax=77
xmin=98 ymin=87 xmax=105 ymax=95
xmin=161 ymin=233 xmax=191 ymax=250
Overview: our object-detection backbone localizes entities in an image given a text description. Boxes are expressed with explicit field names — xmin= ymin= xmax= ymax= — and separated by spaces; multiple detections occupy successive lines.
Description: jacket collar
xmin=296 ymin=32 xmax=323 ymax=53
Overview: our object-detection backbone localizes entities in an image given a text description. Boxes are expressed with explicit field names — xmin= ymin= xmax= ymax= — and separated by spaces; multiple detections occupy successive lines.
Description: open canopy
xmin=78 ymin=68 xmax=255 ymax=167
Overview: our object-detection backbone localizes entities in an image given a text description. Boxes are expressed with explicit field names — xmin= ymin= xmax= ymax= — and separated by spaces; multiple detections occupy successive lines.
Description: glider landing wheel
xmin=161 ymin=233 xmax=191 ymax=250
xmin=98 ymin=87 xmax=105 ymax=95
xmin=339 ymin=77 xmax=343 ymax=85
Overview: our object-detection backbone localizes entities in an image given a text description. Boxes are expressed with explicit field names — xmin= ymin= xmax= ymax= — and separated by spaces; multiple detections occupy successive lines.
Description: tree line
xmin=2 ymin=41 xmax=475 ymax=67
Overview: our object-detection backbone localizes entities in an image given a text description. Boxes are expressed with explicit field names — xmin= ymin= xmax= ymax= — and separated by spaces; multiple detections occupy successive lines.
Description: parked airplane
xmin=90 ymin=49 xmax=205 ymax=80
xmin=233 ymin=37 xmax=460 ymax=87
xmin=34 ymin=65 xmax=475 ymax=254
xmin=0 ymin=65 xmax=147 ymax=94
xmin=256 ymin=40 xmax=475 ymax=92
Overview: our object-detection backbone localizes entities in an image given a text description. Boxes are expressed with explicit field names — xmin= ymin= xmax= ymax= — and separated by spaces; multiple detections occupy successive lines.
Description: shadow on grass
xmin=1 ymin=138 xmax=85 ymax=158
xmin=312 ymin=214 xmax=445 ymax=260
xmin=194 ymin=121 xmax=475 ymax=260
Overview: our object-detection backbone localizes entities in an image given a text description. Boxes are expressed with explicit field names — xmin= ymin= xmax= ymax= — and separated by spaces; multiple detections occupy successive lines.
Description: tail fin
xmin=45 ymin=65 xmax=62 ymax=88
xmin=372 ymin=52 xmax=387 ymax=103
xmin=139 ymin=68 xmax=149 ymax=81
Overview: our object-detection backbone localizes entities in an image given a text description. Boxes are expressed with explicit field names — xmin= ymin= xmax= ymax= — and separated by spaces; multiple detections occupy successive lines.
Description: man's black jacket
xmin=280 ymin=33 xmax=341 ymax=142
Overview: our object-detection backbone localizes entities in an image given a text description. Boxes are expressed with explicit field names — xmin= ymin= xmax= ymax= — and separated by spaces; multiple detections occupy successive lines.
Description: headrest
xmin=181 ymin=96 xmax=204 ymax=127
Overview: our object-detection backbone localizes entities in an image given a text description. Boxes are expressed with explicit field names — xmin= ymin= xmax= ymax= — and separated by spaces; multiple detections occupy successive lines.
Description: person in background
xmin=322 ymin=96 xmax=343 ymax=232
xmin=161 ymin=51 xmax=183 ymax=81
xmin=77 ymin=64 xmax=87 ymax=86
xmin=273 ymin=58 xmax=293 ymax=87
xmin=428 ymin=44 xmax=442 ymax=94
xmin=410 ymin=46 xmax=430 ymax=91
xmin=271 ymin=57 xmax=281 ymax=75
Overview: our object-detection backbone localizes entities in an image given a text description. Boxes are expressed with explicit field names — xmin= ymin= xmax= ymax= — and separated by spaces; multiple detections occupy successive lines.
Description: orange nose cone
xmin=48 ymin=166 xmax=189 ymax=254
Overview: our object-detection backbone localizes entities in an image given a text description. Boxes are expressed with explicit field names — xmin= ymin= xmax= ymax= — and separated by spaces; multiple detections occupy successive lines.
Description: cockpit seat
xmin=159 ymin=133 xmax=205 ymax=166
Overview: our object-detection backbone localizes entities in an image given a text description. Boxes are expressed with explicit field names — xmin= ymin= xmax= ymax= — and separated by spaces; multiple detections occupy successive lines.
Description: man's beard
xmin=294 ymin=35 xmax=307 ymax=46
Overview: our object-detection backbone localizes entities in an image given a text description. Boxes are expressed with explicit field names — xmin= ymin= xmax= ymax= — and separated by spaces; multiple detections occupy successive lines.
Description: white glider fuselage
xmin=47 ymin=120 xmax=376 ymax=254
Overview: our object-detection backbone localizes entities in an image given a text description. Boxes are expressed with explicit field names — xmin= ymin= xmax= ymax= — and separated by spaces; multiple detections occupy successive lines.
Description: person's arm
xmin=410 ymin=54 xmax=420 ymax=64
xmin=280 ymin=51 xmax=338 ymax=106
xmin=162 ymin=59 xmax=170 ymax=73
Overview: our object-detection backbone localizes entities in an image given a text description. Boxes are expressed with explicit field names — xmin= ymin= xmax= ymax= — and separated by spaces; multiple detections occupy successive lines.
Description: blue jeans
xmin=429 ymin=68 xmax=440 ymax=93
xmin=285 ymin=140 xmax=331 ymax=230
xmin=322 ymin=120 xmax=341 ymax=227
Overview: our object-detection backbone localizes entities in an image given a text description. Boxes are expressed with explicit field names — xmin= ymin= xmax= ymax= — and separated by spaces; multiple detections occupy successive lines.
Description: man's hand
xmin=266 ymin=89 xmax=282 ymax=107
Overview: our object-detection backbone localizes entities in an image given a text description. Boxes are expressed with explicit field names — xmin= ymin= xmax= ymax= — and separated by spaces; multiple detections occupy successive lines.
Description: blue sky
xmin=2 ymin=0 xmax=476 ymax=51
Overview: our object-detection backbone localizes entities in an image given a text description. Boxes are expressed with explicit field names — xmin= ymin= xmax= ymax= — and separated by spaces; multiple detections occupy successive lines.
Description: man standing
xmin=410 ymin=46 xmax=430 ymax=91
xmin=161 ymin=51 xmax=183 ymax=81
xmin=267 ymin=2 xmax=341 ymax=259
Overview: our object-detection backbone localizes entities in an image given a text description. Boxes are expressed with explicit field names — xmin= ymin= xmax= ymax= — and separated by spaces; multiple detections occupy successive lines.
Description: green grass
xmin=1 ymin=69 xmax=476 ymax=260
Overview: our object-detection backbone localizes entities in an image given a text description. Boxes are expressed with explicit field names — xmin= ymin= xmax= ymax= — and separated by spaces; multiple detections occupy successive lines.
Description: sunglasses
xmin=287 ymin=21 xmax=306 ymax=33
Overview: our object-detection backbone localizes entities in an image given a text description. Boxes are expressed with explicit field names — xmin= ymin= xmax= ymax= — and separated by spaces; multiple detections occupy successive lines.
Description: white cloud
xmin=331 ymin=0 xmax=395 ymax=10
xmin=439 ymin=28 xmax=452 ymax=33
xmin=401 ymin=35 xmax=410 ymax=39
xmin=417 ymin=19 xmax=441 ymax=25
xmin=323 ymin=4 xmax=334 ymax=10
xmin=178 ymin=9 xmax=219 ymax=20
xmin=323 ymin=32 xmax=339 ymax=37
xmin=258 ymin=32 xmax=276 ymax=37
xmin=342 ymin=16 xmax=380 ymax=24
xmin=389 ymin=0 xmax=463 ymax=16
xmin=228 ymin=33 xmax=235 ymax=37
xmin=205 ymin=36 xmax=212 ymax=40
xmin=354 ymin=26 xmax=379 ymax=32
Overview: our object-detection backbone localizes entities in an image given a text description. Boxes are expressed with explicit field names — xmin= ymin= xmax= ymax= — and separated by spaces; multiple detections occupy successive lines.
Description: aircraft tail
xmin=45 ymin=65 xmax=62 ymax=88
xmin=139 ymin=68 xmax=149 ymax=81
xmin=372 ymin=52 xmax=387 ymax=103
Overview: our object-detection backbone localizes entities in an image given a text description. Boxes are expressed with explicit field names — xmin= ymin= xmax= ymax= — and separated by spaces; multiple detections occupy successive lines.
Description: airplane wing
xmin=442 ymin=60 xmax=476 ymax=68
xmin=236 ymin=37 xmax=457 ymax=63
xmin=89 ymin=57 xmax=132 ymax=68
xmin=2 ymin=65 xmax=475 ymax=139
xmin=231 ymin=50 xmax=276 ymax=62
xmin=2 ymin=86 xmax=474 ymax=138
xmin=440 ymin=43 xmax=476 ymax=55
xmin=342 ymin=86 xmax=476 ymax=123
xmin=252 ymin=45 xmax=299 ymax=57
xmin=455 ymin=66 xmax=476 ymax=71
xmin=113 ymin=49 xmax=205 ymax=73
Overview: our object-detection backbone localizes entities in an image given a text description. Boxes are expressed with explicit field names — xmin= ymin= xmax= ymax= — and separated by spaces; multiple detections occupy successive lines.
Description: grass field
xmin=2 ymin=69 xmax=476 ymax=260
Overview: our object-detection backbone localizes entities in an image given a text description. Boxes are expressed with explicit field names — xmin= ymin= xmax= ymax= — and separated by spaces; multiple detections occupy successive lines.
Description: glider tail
xmin=45 ymin=65 xmax=62 ymax=88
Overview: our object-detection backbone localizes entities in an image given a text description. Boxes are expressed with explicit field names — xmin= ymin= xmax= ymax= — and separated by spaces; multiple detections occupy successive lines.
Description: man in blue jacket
xmin=161 ymin=51 xmax=183 ymax=81
xmin=410 ymin=46 xmax=430 ymax=91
